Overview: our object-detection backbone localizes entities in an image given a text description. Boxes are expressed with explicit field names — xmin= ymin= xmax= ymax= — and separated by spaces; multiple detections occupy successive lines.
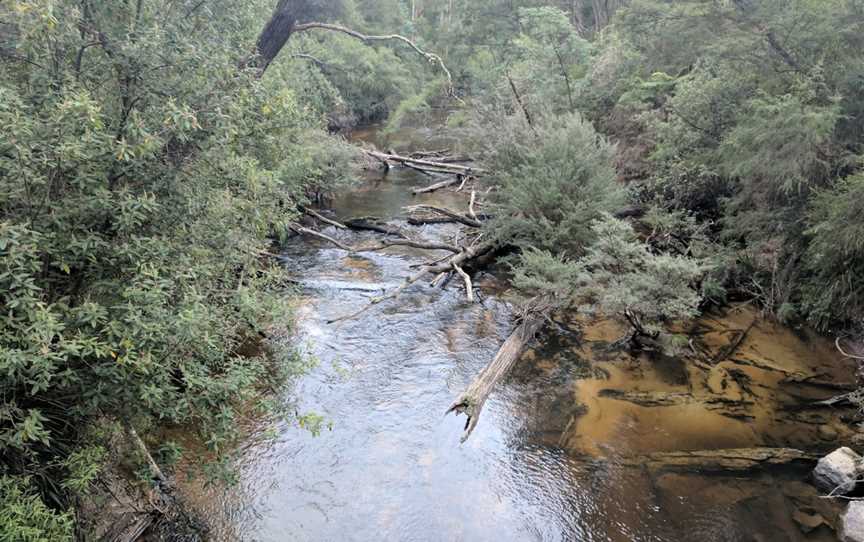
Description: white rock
xmin=813 ymin=447 xmax=861 ymax=495
xmin=841 ymin=501 xmax=864 ymax=542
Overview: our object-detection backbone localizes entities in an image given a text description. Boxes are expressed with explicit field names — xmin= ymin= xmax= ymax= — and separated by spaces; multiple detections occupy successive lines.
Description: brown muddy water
xmin=175 ymin=124 xmax=859 ymax=542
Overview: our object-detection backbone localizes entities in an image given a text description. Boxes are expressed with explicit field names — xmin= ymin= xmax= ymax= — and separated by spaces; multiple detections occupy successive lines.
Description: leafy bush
xmin=475 ymin=110 xmax=625 ymax=255
xmin=514 ymin=215 xmax=706 ymax=346
xmin=0 ymin=0 xmax=353 ymax=518
xmin=0 ymin=476 xmax=73 ymax=542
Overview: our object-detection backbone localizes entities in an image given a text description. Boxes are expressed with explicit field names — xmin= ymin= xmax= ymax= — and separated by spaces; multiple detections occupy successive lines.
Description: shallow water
xmin=177 ymin=123 xmax=857 ymax=542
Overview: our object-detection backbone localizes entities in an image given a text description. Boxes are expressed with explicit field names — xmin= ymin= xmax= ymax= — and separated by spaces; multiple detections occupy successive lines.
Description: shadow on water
xmin=174 ymin=122 xmax=857 ymax=542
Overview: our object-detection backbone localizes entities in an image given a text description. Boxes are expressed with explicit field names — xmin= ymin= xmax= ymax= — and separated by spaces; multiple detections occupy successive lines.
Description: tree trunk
xmin=247 ymin=0 xmax=302 ymax=75
xmin=447 ymin=311 xmax=547 ymax=442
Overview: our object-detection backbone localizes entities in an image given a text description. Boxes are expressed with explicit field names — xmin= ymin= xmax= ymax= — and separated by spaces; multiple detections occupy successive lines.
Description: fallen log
xmin=290 ymin=224 xmax=353 ymax=251
xmin=365 ymin=150 xmax=486 ymax=175
xmin=407 ymin=216 xmax=462 ymax=226
xmin=303 ymin=207 xmax=346 ymax=230
xmin=328 ymin=242 xmax=493 ymax=324
xmin=404 ymin=204 xmax=483 ymax=228
xmin=412 ymin=176 xmax=463 ymax=195
xmin=357 ymin=239 xmax=460 ymax=253
xmin=447 ymin=305 xmax=549 ymax=442
xmin=343 ymin=218 xmax=407 ymax=238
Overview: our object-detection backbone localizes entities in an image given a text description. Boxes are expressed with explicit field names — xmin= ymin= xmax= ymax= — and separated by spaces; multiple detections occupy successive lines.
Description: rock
xmin=813 ymin=447 xmax=862 ymax=495
xmin=792 ymin=508 xmax=825 ymax=534
xmin=819 ymin=424 xmax=839 ymax=441
xmin=841 ymin=501 xmax=864 ymax=542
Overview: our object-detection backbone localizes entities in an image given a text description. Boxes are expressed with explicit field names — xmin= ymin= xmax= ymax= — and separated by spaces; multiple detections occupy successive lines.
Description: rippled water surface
xmin=179 ymin=123 xmax=855 ymax=542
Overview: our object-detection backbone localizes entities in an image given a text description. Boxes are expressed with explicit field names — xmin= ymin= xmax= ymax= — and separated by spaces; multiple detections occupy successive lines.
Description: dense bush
xmin=0 ymin=0 xmax=353 ymax=534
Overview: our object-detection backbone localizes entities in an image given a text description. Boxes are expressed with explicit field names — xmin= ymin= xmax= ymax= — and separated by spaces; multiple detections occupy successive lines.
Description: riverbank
xmin=161 ymin=122 xmax=860 ymax=541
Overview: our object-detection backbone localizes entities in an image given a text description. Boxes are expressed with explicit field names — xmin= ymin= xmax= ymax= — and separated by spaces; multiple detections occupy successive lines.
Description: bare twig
xmin=836 ymin=337 xmax=864 ymax=360
xmin=453 ymin=263 xmax=474 ymax=302
xmin=293 ymin=22 xmax=460 ymax=99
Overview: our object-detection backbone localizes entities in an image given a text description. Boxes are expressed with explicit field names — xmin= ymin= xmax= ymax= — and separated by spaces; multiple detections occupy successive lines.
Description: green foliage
xmin=717 ymin=89 xmax=840 ymax=193
xmin=579 ymin=0 xmax=864 ymax=326
xmin=514 ymin=215 xmax=706 ymax=344
xmin=804 ymin=172 xmax=864 ymax=328
xmin=475 ymin=110 xmax=625 ymax=255
xmin=0 ymin=476 xmax=73 ymax=542
xmin=0 ymin=0 xmax=354 ymax=523
xmin=508 ymin=7 xmax=591 ymax=112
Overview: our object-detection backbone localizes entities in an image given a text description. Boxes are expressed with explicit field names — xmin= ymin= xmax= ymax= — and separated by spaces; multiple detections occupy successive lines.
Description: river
xmin=175 ymin=122 xmax=857 ymax=542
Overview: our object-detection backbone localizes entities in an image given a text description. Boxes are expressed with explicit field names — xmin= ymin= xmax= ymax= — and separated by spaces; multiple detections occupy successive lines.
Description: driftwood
xmin=412 ymin=176 xmax=463 ymax=194
xmin=365 ymin=150 xmax=486 ymax=175
xmin=328 ymin=242 xmax=493 ymax=324
xmin=404 ymin=204 xmax=483 ymax=228
xmin=343 ymin=218 xmax=407 ymax=238
xmin=447 ymin=307 xmax=548 ymax=442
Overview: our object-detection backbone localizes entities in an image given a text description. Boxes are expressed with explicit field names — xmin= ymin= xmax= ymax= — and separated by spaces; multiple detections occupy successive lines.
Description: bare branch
xmin=293 ymin=22 xmax=459 ymax=99
xmin=453 ymin=263 xmax=474 ymax=302
xmin=836 ymin=337 xmax=864 ymax=360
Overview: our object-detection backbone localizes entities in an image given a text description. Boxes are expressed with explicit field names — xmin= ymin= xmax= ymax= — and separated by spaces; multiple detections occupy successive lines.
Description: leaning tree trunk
xmin=447 ymin=311 xmax=547 ymax=442
xmin=246 ymin=0 xmax=301 ymax=74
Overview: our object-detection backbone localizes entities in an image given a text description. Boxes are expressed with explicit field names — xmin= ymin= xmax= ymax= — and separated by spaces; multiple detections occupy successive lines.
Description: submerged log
xmin=447 ymin=308 xmax=548 ymax=442
xmin=633 ymin=447 xmax=819 ymax=472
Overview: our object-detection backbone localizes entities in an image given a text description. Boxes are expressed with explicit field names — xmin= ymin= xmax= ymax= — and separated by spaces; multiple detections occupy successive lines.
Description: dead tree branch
xmin=365 ymin=150 xmax=485 ymax=175
xmin=447 ymin=305 xmax=549 ymax=442
xmin=404 ymin=204 xmax=483 ymax=228
xmin=412 ymin=176 xmax=463 ymax=194
xmin=293 ymin=22 xmax=458 ymax=98
xmin=836 ymin=337 xmax=864 ymax=360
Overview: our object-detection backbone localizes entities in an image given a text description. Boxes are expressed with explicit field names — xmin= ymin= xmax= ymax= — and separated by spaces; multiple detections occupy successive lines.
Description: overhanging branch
xmin=293 ymin=22 xmax=457 ymax=98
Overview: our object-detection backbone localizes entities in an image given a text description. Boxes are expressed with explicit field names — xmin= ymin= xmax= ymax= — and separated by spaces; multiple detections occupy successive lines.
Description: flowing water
xmin=176 ymin=123 xmax=859 ymax=542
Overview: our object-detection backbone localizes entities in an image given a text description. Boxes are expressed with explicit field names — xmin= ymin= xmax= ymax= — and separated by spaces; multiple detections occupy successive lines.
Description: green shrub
xmin=0 ymin=476 xmax=73 ymax=542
